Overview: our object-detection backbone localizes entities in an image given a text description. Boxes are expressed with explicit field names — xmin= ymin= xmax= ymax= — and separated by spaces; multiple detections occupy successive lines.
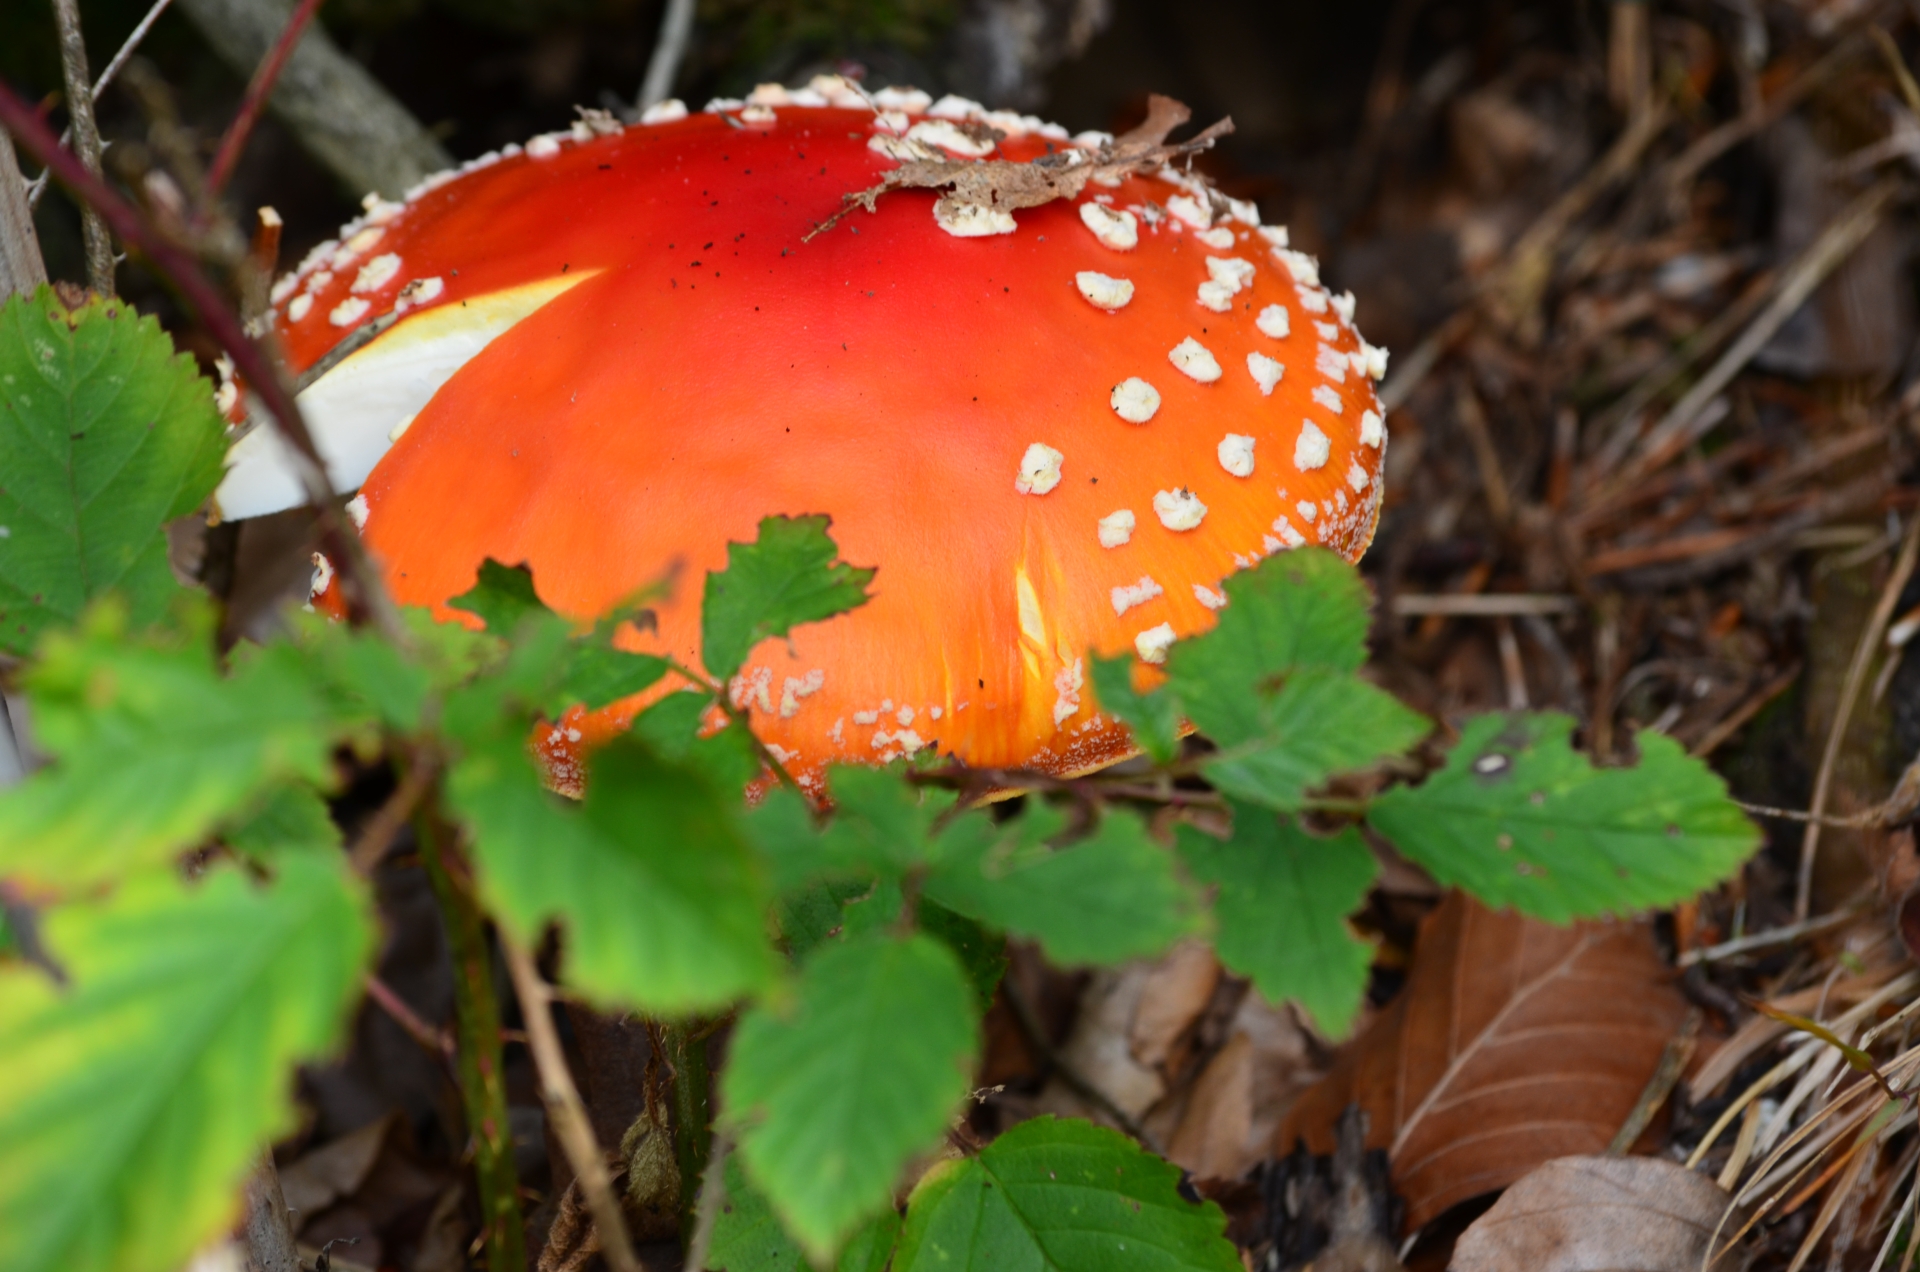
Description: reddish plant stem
xmin=0 ymin=78 xmax=396 ymax=635
xmin=204 ymin=0 xmax=325 ymax=197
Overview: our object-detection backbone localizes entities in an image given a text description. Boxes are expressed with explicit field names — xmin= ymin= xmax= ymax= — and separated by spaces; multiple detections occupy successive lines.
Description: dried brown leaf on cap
xmin=1450 ymin=1156 xmax=1746 ymax=1272
xmin=812 ymin=94 xmax=1236 ymax=238
xmin=1277 ymin=892 xmax=1688 ymax=1230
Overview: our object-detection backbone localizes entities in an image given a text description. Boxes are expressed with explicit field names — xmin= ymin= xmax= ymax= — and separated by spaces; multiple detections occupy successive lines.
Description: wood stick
xmin=501 ymin=937 xmax=646 ymax=1272
xmin=1797 ymin=514 xmax=1920 ymax=920
xmin=173 ymin=0 xmax=451 ymax=199
xmin=49 ymin=0 xmax=115 ymax=294
xmin=0 ymin=130 xmax=45 ymax=296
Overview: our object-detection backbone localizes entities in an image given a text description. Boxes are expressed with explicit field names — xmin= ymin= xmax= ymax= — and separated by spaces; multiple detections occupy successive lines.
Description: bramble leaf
xmin=807 ymin=764 xmax=953 ymax=880
xmin=894 ymin=1116 xmax=1242 ymax=1272
xmin=1089 ymin=652 xmax=1182 ymax=764
xmin=0 ymin=289 xmax=226 ymax=658
xmin=448 ymin=558 xmax=548 ymax=636
xmin=0 ymin=856 xmax=374 ymax=1272
xmin=724 ymin=933 xmax=977 ymax=1262
xmin=702 ymin=516 xmax=873 ymax=682
xmin=927 ymin=803 xmax=1200 ymax=967
xmin=1198 ymin=670 xmax=1427 ymax=810
xmin=633 ymin=691 xmax=763 ymax=791
xmin=1178 ymin=806 xmax=1376 ymax=1037
xmin=450 ymin=733 xmax=775 ymax=1013
xmin=224 ymin=783 xmax=340 ymax=866
xmin=1164 ymin=548 xmax=1372 ymax=722
xmin=1367 ymin=713 xmax=1761 ymax=922
xmin=0 ymin=603 xmax=366 ymax=888
xmin=709 ymin=1154 xmax=900 ymax=1272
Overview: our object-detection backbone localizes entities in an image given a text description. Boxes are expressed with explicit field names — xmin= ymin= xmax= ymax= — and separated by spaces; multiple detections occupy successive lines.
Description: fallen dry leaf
xmin=1278 ymin=893 xmax=1687 ymax=1229
xmin=1450 ymin=1155 xmax=1742 ymax=1272
xmin=278 ymin=1113 xmax=396 ymax=1224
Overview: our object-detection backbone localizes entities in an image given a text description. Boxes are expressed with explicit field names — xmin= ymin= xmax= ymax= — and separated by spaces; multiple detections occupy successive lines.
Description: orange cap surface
xmin=261 ymin=91 xmax=1390 ymax=790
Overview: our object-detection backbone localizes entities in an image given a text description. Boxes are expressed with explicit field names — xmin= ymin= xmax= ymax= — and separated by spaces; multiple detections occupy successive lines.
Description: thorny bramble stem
xmin=416 ymin=807 xmax=526 ymax=1272
xmin=203 ymin=0 xmax=323 ymax=197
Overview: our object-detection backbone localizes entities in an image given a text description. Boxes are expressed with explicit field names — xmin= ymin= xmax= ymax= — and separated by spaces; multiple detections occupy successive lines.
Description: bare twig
xmin=50 ymin=0 xmax=116 ymax=294
xmin=1677 ymin=908 xmax=1859 ymax=968
xmin=1607 ymin=1009 xmax=1699 ymax=1153
xmin=501 ymin=936 xmax=646 ymax=1272
xmin=347 ymin=753 xmax=436 ymax=875
xmin=1797 ymin=513 xmax=1920 ymax=920
xmin=205 ymin=0 xmax=325 ymax=197
xmin=1616 ymin=180 xmax=1896 ymax=491
xmin=240 ymin=1153 xmax=301 ymax=1272
xmin=0 ymin=81 xmax=400 ymax=637
xmin=174 ymin=0 xmax=452 ymax=199
xmin=1389 ymin=593 xmax=1578 ymax=616
xmin=1666 ymin=33 xmax=1868 ymax=192
xmin=0 ymin=131 xmax=46 ymax=294
xmin=363 ymin=971 xmax=454 ymax=1064
xmin=637 ymin=0 xmax=695 ymax=111
xmin=27 ymin=0 xmax=178 ymax=209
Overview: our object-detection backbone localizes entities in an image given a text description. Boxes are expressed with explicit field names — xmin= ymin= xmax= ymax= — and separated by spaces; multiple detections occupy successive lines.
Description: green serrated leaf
xmin=0 ymin=855 xmax=374 ymax=1272
xmin=0 ymin=603 xmax=366 ymax=888
xmin=1178 ymin=806 xmax=1376 ymax=1037
xmin=927 ymin=804 xmax=1199 ymax=967
xmin=917 ymin=899 xmax=1007 ymax=1012
xmin=1369 ymin=713 xmax=1760 ymax=921
xmin=1198 ymin=670 xmax=1428 ymax=810
xmin=818 ymin=764 xmax=954 ymax=877
xmin=294 ymin=614 xmax=434 ymax=733
xmin=711 ymin=1153 xmax=901 ymax=1272
xmin=0 ymin=289 xmax=227 ymax=657
xmin=725 ymin=933 xmax=978 ymax=1262
xmin=448 ymin=558 xmax=548 ymax=635
xmin=746 ymin=784 xmax=833 ymax=896
xmin=450 ymin=733 xmax=775 ymax=1013
xmin=224 ymin=783 xmax=341 ymax=866
xmin=551 ymin=644 xmax=669 ymax=715
xmin=702 ymin=516 xmax=873 ymax=682
xmin=1165 ymin=548 xmax=1372 ymax=730
xmin=1089 ymin=653 xmax=1182 ymax=765
xmin=633 ymin=691 xmax=764 ymax=791
xmin=895 ymin=1116 xmax=1242 ymax=1272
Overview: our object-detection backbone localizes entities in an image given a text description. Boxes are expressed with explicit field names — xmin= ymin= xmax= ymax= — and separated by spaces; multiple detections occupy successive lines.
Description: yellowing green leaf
xmin=1368 ymin=713 xmax=1760 ymax=921
xmin=0 ymin=856 xmax=374 ymax=1272
xmin=724 ymin=933 xmax=977 ymax=1262
xmin=894 ymin=1116 xmax=1241 ymax=1272
xmin=0 ymin=289 xmax=226 ymax=657
xmin=0 ymin=605 xmax=364 ymax=889
xmin=451 ymin=733 xmax=775 ymax=1013
xmin=1179 ymin=806 xmax=1376 ymax=1037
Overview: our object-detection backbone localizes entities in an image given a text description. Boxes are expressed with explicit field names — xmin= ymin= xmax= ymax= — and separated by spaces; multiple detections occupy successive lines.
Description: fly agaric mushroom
xmin=218 ymin=85 xmax=1390 ymax=792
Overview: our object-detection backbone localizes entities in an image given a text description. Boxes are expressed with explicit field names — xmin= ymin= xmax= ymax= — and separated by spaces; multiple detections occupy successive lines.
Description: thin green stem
xmin=418 ymin=811 xmax=526 ymax=1272
xmin=661 ymin=1020 xmax=713 ymax=1244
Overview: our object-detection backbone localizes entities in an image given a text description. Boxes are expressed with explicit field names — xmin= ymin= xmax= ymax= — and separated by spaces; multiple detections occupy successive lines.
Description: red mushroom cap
xmin=225 ymin=85 xmax=1390 ymax=790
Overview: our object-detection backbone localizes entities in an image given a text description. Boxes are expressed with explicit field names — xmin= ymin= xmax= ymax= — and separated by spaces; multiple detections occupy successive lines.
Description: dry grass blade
xmin=1798 ymin=514 xmax=1920 ymax=919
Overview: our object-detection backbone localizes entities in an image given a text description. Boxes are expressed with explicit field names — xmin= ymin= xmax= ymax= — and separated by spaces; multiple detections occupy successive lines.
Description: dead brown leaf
xmin=1450 ymin=1155 xmax=1744 ymax=1272
xmin=808 ymin=94 xmax=1234 ymax=240
xmin=1278 ymin=893 xmax=1687 ymax=1230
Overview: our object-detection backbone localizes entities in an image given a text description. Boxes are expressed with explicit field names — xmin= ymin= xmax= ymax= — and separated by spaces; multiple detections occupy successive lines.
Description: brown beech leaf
xmin=1277 ymin=893 xmax=1687 ymax=1229
xmin=1450 ymin=1156 xmax=1743 ymax=1272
